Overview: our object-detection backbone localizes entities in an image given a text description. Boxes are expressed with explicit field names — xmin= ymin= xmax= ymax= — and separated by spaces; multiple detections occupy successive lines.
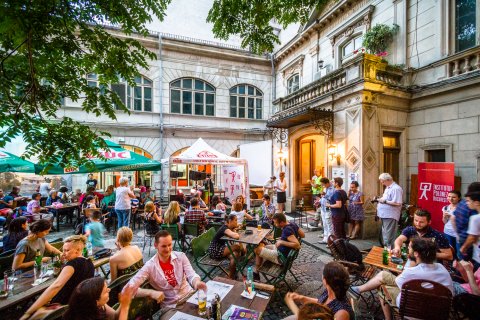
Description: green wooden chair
xmin=206 ymin=222 xmax=223 ymax=232
xmin=160 ymin=223 xmax=183 ymax=251
xmin=108 ymin=270 xmax=139 ymax=307
xmin=183 ymin=223 xmax=200 ymax=252
xmin=191 ymin=227 xmax=228 ymax=280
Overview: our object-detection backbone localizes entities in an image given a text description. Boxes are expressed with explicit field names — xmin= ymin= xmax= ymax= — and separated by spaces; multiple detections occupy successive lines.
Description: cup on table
xmin=197 ymin=289 xmax=207 ymax=316
xmin=4 ymin=269 xmax=15 ymax=294
xmin=257 ymin=222 xmax=262 ymax=231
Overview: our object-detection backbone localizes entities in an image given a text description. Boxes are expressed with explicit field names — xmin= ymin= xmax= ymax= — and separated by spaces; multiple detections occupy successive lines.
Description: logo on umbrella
xmin=0 ymin=152 xmax=10 ymax=159
xmin=197 ymin=151 xmax=217 ymax=158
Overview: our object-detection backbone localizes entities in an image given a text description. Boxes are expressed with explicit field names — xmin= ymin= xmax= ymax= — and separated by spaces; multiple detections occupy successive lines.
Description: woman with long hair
xmin=163 ymin=201 xmax=182 ymax=231
xmin=144 ymin=201 xmax=162 ymax=235
xmin=63 ymin=277 xmax=134 ymax=320
xmin=109 ymin=227 xmax=144 ymax=281
xmin=284 ymin=262 xmax=353 ymax=320
xmin=12 ymin=219 xmax=62 ymax=270
xmin=2 ymin=216 xmax=28 ymax=251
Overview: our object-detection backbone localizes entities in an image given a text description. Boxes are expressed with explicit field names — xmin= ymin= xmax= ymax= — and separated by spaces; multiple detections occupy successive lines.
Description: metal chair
xmin=142 ymin=220 xmax=157 ymax=256
xmin=161 ymin=223 xmax=182 ymax=251
xmin=183 ymin=223 xmax=200 ymax=252
xmin=191 ymin=227 xmax=229 ymax=280
xmin=108 ymin=270 xmax=139 ymax=307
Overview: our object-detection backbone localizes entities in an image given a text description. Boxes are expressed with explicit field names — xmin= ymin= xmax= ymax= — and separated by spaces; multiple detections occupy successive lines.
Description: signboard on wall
xmin=417 ymin=162 xmax=455 ymax=231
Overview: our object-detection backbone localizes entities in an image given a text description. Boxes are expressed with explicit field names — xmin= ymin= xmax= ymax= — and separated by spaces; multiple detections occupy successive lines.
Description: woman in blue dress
xmin=347 ymin=181 xmax=364 ymax=240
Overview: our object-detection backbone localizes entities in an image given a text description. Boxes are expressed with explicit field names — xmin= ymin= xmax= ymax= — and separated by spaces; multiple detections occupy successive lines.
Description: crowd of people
xmin=2 ymin=170 xmax=480 ymax=320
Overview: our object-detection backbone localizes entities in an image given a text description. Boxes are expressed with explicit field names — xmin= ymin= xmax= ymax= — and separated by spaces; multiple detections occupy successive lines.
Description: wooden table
xmin=221 ymin=227 xmax=271 ymax=275
xmin=161 ymin=277 xmax=272 ymax=319
xmin=0 ymin=256 xmax=112 ymax=312
xmin=44 ymin=202 xmax=80 ymax=231
xmin=363 ymin=246 xmax=405 ymax=274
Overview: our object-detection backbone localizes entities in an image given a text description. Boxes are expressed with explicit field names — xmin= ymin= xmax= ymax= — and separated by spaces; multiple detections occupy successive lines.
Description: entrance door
xmin=296 ymin=139 xmax=315 ymax=208
xmin=383 ymin=132 xmax=400 ymax=183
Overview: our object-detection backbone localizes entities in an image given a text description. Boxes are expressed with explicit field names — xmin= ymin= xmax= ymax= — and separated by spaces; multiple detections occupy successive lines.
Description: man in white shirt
xmin=375 ymin=173 xmax=403 ymax=247
xmin=350 ymin=238 xmax=453 ymax=320
xmin=460 ymin=191 xmax=480 ymax=266
xmin=263 ymin=176 xmax=276 ymax=204
xmin=124 ymin=230 xmax=207 ymax=307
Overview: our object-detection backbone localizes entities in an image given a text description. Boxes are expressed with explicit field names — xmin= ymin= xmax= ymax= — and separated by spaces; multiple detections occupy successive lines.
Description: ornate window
xmin=287 ymin=74 xmax=300 ymax=94
xmin=455 ymin=0 xmax=479 ymax=52
xmin=341 ymin=36 xmax=363 ymax=60
xmin=87 ymin=74 xmax=153 ymax=112
xmin=170 ymin=78 xmax=215 ymax=116
xmin=229 ymin=84 xmax=263 ymax=119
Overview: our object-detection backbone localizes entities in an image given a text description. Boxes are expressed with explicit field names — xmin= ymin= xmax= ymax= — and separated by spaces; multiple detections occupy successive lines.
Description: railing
xmin=449 ymin=48 xmax=480 ymax=77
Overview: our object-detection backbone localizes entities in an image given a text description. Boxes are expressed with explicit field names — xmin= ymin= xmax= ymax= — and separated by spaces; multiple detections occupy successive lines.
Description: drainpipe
xmin=270 ymin=53 xmax=276 ymax=177
xmin=158 ymin=33 xmax=165 ymax=201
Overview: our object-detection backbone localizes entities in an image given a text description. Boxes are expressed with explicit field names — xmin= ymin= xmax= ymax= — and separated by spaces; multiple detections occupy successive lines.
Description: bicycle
xmin=374 ymin=202 xmax=416 ymax=247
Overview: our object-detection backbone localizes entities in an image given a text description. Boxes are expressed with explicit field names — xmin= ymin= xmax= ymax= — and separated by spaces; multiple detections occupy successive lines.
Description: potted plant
xmin=362 ymin=24 xmax=399 ymax=56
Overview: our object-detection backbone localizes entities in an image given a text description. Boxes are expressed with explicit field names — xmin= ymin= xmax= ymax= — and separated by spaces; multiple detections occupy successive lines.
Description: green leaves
xmin=362 ymin=24 xmax=400 ymax=55
xmin=207 ymin=0 xmax=330 ymax=53
xmin=0 ymin=0 xmax=170 ymax=167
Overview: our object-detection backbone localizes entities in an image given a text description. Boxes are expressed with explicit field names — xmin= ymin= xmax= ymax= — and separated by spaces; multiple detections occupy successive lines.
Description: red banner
xmin=417 ymin=162 xmax=455 ymax=231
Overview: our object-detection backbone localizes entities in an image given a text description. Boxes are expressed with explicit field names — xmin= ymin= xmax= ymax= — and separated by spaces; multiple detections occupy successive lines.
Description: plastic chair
xmin=191 ymin=227 xmax=229 ymax=280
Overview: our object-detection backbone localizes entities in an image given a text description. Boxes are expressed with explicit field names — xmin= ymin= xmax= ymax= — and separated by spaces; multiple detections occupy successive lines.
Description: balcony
xmin=268 ymin=54 xmax=403 ymax=129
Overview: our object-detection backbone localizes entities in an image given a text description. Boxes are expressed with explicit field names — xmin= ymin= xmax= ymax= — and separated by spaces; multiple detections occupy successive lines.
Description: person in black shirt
xmin=2 ymin=217 xmax=28 ymax=252
xmin=21 ymin=235 xmax=94 ymax=320
xmin=86 ymin=173 xmax=98 ymax=189
xmin=326 ymin=177 xmax=348 ymax=239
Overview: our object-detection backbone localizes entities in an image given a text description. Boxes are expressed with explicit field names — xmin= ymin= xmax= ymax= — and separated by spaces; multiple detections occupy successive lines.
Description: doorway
xmin=383 ymin=132 xmax=400 ymax=182
xmin=295 ymin=134 xmax=326 ymax=207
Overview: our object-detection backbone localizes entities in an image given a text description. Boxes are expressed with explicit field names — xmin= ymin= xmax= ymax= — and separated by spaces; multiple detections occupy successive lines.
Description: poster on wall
xmin=417 ymin=162 xmax=455 ymax=231
xmin=221 ymin=164 xmax=246 ymax=202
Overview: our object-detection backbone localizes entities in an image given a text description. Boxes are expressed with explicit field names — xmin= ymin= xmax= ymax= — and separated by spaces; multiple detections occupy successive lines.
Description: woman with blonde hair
xmin=21 ymin=235 xmax=95 ymax=320
xmin=109 ymin=227 xmax=143 ymax=281
xmin=144 ymin=201 xmax=162 ymax=235
xmin=164 ymin=200 xmax=182 ymax=229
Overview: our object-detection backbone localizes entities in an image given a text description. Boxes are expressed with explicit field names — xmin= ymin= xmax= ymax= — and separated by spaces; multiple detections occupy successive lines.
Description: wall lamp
xmin=278 ymin=148 xmax=287 ymax=168
xmin=317 ymin=60 xmax=324 ymax=70
xmin=328 ymin=143 xmax=341 ymax=166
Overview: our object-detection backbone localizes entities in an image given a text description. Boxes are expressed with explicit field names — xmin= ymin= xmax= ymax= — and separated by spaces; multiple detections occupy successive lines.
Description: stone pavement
xmin=44 ymin=217 xmax=381 ymax=320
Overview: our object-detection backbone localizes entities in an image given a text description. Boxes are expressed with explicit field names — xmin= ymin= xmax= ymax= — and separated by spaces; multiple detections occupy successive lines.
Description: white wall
xmin=240 ymin=140 xmax=272 ymax=186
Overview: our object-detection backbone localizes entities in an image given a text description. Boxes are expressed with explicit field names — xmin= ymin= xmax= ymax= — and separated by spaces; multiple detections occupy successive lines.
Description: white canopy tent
xmin=169 ymin=138 xmax=250 ymax=207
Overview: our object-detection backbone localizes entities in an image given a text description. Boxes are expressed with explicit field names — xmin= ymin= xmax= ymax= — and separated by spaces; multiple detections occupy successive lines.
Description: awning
xmin=35 ymin=140 xmax=162 ymax=174
xmin=267 ymin=107 xmax=333 ymax=132
xmin=0 ymin=150 xmax=36 ymax=173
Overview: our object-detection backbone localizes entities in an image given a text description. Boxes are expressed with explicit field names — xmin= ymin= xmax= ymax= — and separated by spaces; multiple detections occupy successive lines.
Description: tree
xmin=0 ymin=0 xmax=171 ymax=167
xmin=0 ymin=0 xmax=327 ymax=168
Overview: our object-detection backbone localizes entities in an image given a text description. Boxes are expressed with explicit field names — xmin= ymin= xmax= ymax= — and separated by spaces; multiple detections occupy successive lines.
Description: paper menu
xmin=186 ymin=280 xmax=234 ymax=307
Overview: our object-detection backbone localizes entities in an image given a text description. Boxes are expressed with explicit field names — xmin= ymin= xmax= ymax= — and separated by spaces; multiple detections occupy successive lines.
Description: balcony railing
xmin=449 ymin=47 xmax=480 ymax=77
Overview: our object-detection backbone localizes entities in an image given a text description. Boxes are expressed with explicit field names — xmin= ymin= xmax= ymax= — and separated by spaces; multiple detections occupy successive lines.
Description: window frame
xmin=452 ymin=0 xmax=480 ymax=52
xmin=229 ymin=84 xmax=264 ymax=120
xmin=286 ymin=74 xmax=300 ymax=94
xmin=341 ymin=35 xmax=363 ymax=61
xmin=170 ymin=78 xmax=216 ymax=116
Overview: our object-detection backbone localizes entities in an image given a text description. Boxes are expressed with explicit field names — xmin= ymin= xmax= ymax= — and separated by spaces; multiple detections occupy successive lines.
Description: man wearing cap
xmin=263 ymin=176 xmax=277 ymax=204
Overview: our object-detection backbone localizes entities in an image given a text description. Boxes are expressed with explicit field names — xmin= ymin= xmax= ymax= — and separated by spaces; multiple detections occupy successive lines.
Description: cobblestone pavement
xmin=49 ymin=224 xmax=381 ymax=319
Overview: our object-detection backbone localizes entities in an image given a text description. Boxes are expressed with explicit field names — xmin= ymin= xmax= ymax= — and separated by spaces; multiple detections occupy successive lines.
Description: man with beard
xmin=349 ymin=238 xmax=453 ymax=320
xmin=392 ymin=209 xmax=453 ymax=261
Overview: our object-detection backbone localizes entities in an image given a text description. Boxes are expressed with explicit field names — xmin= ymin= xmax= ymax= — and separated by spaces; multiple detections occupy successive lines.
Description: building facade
xmin=268 ymin=0 xmax=480 ymax=237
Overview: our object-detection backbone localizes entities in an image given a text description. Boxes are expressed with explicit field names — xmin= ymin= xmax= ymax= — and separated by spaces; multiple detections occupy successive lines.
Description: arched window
xmin=287 ymin=74 xmax=300 ymax=94
xmin=341 ymin=35 xmax=363 ymax=61
xmin=170 ymin=78 xmax=215 ymax=116
xmin=229 ymin=84 xmax=263 ymax=119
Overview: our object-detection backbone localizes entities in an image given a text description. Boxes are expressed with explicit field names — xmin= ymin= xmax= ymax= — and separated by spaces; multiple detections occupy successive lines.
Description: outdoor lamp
xmin=277 ymin=148 xmax=287 ymax=167
xmin=317 ymin=60 xmax=324 ymax=70
xmin=328 ymin=143 xmax=341 ymax=165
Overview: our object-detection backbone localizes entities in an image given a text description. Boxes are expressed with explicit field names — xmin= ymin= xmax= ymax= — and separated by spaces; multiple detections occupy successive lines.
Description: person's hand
xmin=149 ymin=290 xmax=165 ymax=304
xmin=42 ymin=256 xmax=51 ymax=263
xmin=460 ymin=260 xmax=474 ymax=273
xmin=289 ymin=292 xmax=305 ymax=303
xmin=19 ymin=313 xmax=32 ymax=320
xmin=275 ymin=240 xmax=283 ymax=248
xmin=119 ymin=284 xmax=135 ymax=306
xmin=392 ymin=247 xmax=401 ymax=257
xmin=460 ymin=245 xmax=467 ymax=255
xmin=195 ymin=280 xmax=208 ymax=292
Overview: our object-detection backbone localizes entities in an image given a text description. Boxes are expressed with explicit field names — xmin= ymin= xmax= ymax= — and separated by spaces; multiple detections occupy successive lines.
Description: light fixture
xmin=277 ymin=148 xmax=286 ymax=168
xmin=328 ymin=143 xmax=341 ymax=166
xmin=317 ymin=60 xmax=324 ymax=70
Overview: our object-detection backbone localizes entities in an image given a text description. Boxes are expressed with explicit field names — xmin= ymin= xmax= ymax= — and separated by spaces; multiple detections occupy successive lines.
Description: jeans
xmin=116 ymin=209 xmax=131 ymax=229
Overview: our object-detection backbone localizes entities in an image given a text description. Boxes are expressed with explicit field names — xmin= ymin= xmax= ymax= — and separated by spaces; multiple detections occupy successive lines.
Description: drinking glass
xmin=197 ymin=289 xmax=207 ymax=316
xmin=4 ymin=269 xmax=15 ymax=295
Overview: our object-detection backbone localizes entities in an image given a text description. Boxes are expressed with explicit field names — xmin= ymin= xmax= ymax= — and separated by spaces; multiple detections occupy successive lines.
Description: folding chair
xmin=142 ymin=220 xmax=157 ymax=256
xmin=161 ymin=223 xmax=182 ymax=251
xmin=183 ymin=223 xmax=200 ymax=252
xmin=191 ymin=227 xmax=229 ymax=280
xmin=108 ymin=270 xmax=139 ymax=307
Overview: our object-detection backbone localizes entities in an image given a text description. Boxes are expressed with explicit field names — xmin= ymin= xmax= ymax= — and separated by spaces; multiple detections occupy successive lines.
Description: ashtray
xmin=245 ymin=230 xmax=253 ymax=235
xmin=0 ymin=290 xmax=8 ymax=299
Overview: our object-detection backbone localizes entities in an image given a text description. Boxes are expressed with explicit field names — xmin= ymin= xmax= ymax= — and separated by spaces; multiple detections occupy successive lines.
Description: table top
xmin=221 ymin=227 xmax=271 ymax=246
xmin=363 ymin=246 xmax=405 ymax=274
xmin=44 ymin=202 xmax=80 ymax=210
xmin=162 ymin=277 xmax=272 ymax=319
xmin=206 ymin=213 xmax=225 ymax=221
xmin=0 ymin=255 xmax=111 ymax=311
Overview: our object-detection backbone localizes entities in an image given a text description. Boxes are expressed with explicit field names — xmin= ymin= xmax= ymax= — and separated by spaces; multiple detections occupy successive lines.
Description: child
xmin=84 ymin=195 xmax=97 ymax=209
xmin=85 ymin=210 xmax=106 ymax=251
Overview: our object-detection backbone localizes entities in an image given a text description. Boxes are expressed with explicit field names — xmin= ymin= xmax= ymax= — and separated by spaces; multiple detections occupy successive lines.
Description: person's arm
xmin=460 ymin=260 xmax=480 ymax=296
xmin=20 ymin=266 xmax=75 ymax=320
xmin=182 ymin=253 xmax=202 ymax=288
xmin=244 ymin=211 xmax=254 ymax=220
xmin=437 ymin=248 xmax=453 ymax=261
xmin=357 ymin=194 xmax=365 ymax=205
xmin=297 ymin=228 xmax=305 ymax=239
xmin=45 ymin=241 xmax=62 ymax=256
xmin=382 ymin=188 xmax=402 ymax=206
xmin=328 ymin=200 xmax=343 ymax=209
xmin=224 ymin=229 xmax=240 ymax=240
xmin=111 ymin=284 xmax=135 ymax=320
xmin=153 ymin=212 xmax=162 ymax=224
xmin=392 ymin=234 xmax=408 ymax=256
xmin=460 ymin=235 xmax=479 ymax=254
xmin=334 ymin=310 xmax=350 ymax=320
xmin=284 ymin=292 xmax=300 ymax=316
xmin=276 ymin=234 xmax=300 ymax=250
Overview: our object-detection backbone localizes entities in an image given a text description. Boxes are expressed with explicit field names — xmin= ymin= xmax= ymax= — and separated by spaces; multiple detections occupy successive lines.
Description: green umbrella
xmin=0 ymin=150 xmax=36 ymax=173
xmin=35 ymin=140 xmax=161 ymax=174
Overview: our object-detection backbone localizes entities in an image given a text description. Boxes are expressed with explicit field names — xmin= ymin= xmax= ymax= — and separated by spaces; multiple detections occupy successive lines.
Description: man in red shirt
xmin=185 ymin=198 xmax=207 ymax=233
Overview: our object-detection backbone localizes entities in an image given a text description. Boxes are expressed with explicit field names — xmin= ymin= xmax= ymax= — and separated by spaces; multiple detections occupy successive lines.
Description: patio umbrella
xmin=35 ymin=140 xmax=161 ymax=174
xmin=0 ymin=150 xmax=36 ymax=173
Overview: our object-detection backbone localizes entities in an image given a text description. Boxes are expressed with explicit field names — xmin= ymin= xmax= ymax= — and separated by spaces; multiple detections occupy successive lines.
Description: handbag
xmin=94 ymin=248 xmax=112 ymax=260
